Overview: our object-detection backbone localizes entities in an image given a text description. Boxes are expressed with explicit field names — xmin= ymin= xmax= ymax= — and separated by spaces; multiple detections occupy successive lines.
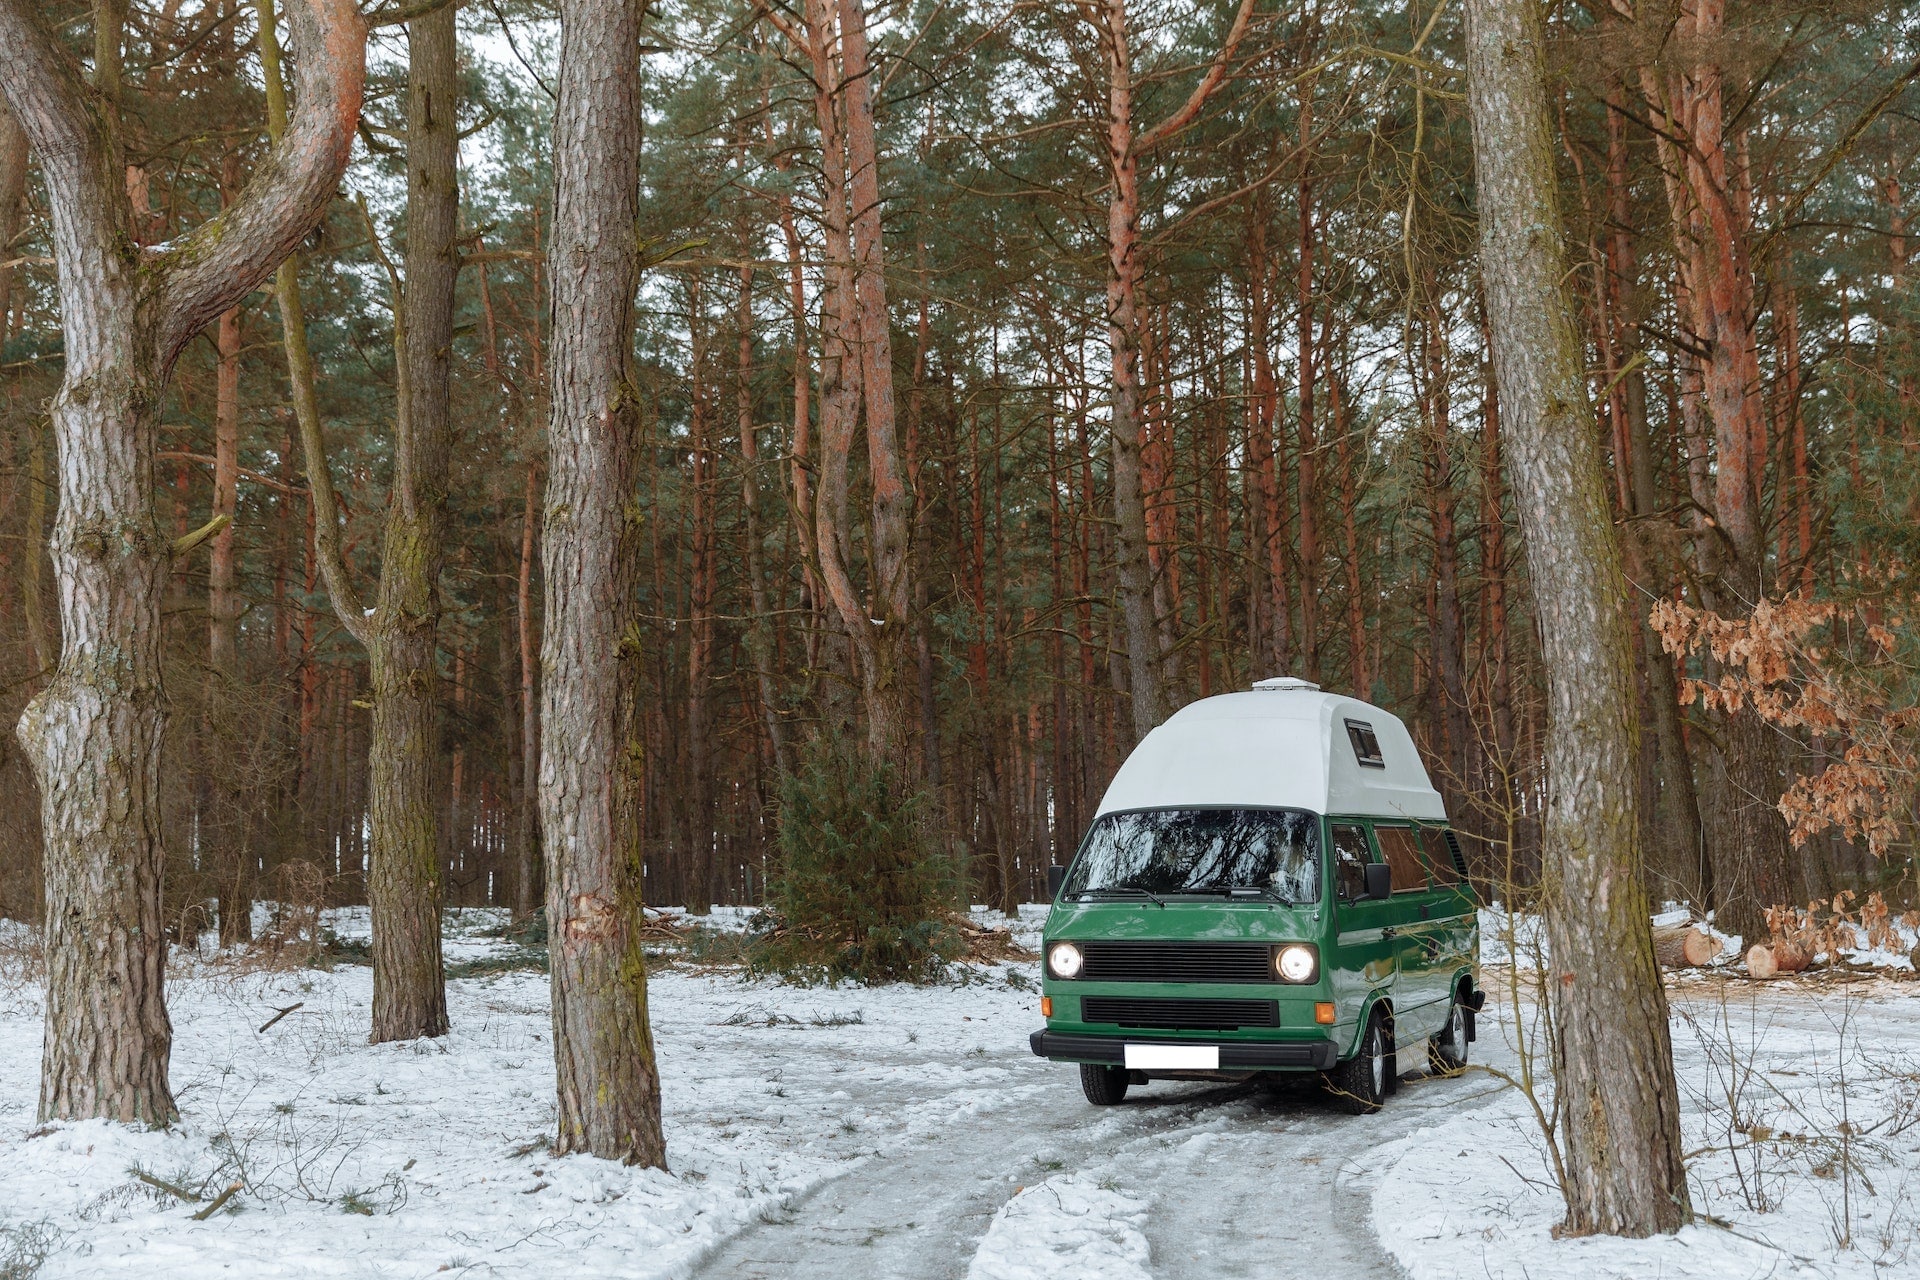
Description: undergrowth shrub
xmin=752 ymin=741 xmax=958 ymax=984
xmin=0 ymin=1219 xmax=57 ymax=1280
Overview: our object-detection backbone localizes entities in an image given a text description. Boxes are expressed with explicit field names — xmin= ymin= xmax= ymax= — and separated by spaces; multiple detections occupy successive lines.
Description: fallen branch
xmin=257 ymin=1002 xmax=305 ymax=1033
xmin=133 ymin=1169 xmax=198 ymax=1202
xmin=192 ymin=1182 xmax=243 ymax=1220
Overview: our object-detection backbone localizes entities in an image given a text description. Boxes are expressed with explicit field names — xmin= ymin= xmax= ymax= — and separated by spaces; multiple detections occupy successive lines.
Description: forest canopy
xmin=0 ymin=0 xmax=1915 ymax=954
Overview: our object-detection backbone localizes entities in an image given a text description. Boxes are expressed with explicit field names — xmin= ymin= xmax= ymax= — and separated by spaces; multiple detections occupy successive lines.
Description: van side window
xmin=1374 ymin=825 xmax=1429 ymax=894
xmin=1420 ymin=827 xmax=1464 ymax=886
xmin=1331 ymin=824 xmax=1373 ymax=900
xmin=1344 ymin=719 xmax=1385 ymax=768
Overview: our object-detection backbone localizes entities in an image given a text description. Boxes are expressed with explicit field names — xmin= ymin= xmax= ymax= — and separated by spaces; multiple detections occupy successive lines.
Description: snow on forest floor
xmin=0 ymin=907 xmax=1049 ymax=1279
xmin=1379 ymin=962 xmax=1920 ymax=1279
xmin=0 ymin=904 xmax=1917 ymax=1280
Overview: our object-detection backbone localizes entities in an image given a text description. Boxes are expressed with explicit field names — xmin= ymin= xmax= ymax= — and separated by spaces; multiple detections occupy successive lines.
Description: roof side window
xmin=1344 ymin=718 xmax=1385 ymax=768
xmin=1419 ymin=827 xmax=1464 ymax=886
xmin=1374 ymin=825 xmax=1429 ymax=894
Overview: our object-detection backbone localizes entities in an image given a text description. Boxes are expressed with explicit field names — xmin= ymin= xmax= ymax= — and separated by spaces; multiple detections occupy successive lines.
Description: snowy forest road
xmin=694 ymin=1048 xmax=1501 ymax=1280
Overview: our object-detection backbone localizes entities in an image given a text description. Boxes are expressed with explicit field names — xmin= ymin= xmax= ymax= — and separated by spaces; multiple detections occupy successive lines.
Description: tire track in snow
xmin=694 ymin=1063 xmax=1497 ymax=1279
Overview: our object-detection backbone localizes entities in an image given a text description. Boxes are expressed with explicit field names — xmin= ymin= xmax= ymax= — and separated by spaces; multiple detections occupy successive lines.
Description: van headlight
xmin=1047 ymin=942 xmax=1084 ymax=980
xmin=1276 ymin=944 xmax=1318 ymax=983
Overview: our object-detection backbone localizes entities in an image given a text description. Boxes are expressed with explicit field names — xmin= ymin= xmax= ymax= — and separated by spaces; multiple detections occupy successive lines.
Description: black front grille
xmin=1080 ymin=941 xmax=1274 ymax=984
xmin=1081 ymin=996 xmax=1280 ymax=1031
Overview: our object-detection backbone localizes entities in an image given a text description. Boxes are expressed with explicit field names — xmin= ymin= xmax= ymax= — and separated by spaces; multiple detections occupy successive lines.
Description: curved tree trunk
xmin=1464 ymin=0 xmax=1690 ymax=1235
xmin=543 ymin=0 xmax=665 ymax=1166
xmin=0 ymin=0 xmax=364 ymax=1126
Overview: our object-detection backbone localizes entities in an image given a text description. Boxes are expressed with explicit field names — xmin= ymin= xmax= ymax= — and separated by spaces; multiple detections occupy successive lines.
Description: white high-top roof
xmin=1093 ymin=684 xmax=1447 ymax=821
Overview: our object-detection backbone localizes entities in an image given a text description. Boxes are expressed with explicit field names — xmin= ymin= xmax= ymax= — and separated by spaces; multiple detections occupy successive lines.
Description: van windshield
xmin=1062 ymin=808 xmax=1320 ymax=903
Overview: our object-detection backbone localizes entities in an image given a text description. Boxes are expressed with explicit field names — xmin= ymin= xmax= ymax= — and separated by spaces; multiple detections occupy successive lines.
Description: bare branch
xmin=362 ymin=0 xmax=467 ymax=28
xmin=1136 ymin=0 xmax=1259 ymax=156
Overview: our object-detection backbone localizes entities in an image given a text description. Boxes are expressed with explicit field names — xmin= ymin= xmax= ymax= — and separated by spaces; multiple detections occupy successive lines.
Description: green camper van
xmin=1030 ymin=677 xmax=1482 ymax=1112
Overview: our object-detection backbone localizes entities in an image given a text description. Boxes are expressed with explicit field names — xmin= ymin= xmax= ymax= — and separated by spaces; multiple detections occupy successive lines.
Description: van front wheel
xmin=1323 ymin=1013 xmax=1388 ymax=1114
xmin=1079 ymin=1063 xmax=1130 ymax=1105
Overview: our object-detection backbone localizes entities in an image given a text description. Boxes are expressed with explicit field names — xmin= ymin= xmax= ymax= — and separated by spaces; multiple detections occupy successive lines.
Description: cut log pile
xmin=1745 ymin=941 xmax=1812 ymax=981
xmin=1651 ymin=925 xmax=1719 ymax=970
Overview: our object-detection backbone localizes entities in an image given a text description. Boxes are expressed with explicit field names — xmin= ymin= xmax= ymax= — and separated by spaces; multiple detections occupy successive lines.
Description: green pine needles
xmin=752 ymin=741 xmax=960 ymax=985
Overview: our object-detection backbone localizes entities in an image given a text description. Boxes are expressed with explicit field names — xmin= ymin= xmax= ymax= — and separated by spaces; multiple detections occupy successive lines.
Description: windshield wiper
xmin=1204 ymin=884 xmax=1291 ymax=902
xmin=1076 ymin=885 xmax=1167 ymax=908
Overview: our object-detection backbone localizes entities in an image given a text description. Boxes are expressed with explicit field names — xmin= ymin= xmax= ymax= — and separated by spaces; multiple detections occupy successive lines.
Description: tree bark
xmin=685 ymin=276 xmax=714 ymax=914
xmin=736 ymin=261 xmax=792 ymax=779
xmin=1601 ymin=90 xmax=1705 ymax=905
xmin=355 ymin=6 xmax=459 ymax=1042
xmin=543 ymin=0 xmax=665 ymax=1166
xmin=1095 ymin=0 xmax=1165 ymax=742
xmin=1625 ymin=0 xmax=1792 ymax=938
xmin=1089 ymin=0 xmax=1255 ymax=738
xmin=1463 ymin=0 xmax=1690 ymax=1235
xmin=835 ymin=0 xmax=915 ymax=765
xmin=208 ymin=150 xmax=251 ymax=944
xmin=1 ymin=0 xmax=364 ymax=1126
xmin=1419 ymin=300 xmax=1470 ymax=810
xmin=1294 ymin=102 xmax=1319 ymax=679
xmin=514 ymin=457 xmax=541 ymax=919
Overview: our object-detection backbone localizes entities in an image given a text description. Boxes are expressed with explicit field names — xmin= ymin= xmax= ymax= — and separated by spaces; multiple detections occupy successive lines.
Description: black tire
xmin=1080 ymin=1063 xmax=1130 ymax=1105
xmin=1323 ymin=1012 xmax=1389 ymax=1114
xmin=1429 ymin=988 xmax=1470 ymax=1074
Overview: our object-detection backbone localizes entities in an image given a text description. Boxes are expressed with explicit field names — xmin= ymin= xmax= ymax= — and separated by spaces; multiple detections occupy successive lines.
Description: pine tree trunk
xmin=514 ymin=459 xmax=541 ymax=919
xmin=1294 ymin=142 xmax=1320 ymax=679
xmin=209 ymin=296 xmax=254 ymax=946
xmin=364 ymin=7 xmax=459 ymax=1042
xmin=685 ymin=277 xmax=714 ymax=916
xmin=543 ymin=0 xmax=664 ymax=1166
xmin=1463 ymin=0 xmax=1690 ymax=1234
xmin=2 ymin=0 xmax=364 ymax=1126
xmin=1601 ymin=109 xmax=1705 ymax=904
xmin=736 ymin=262 xmax=792 ymax=778
xmin=1633 ymin=0 xmax=1792 ymax=940
xmin=1324 ymin=366 xmax=1367 ymax=699
xmin=1420 ymin=302 xmax=1471 ymax=811
xmin=835 ymin=0 xmax=915 ymax=766
xmin=1097 ymin=0 xmax=1166 ymax=741
xmin=18 ymin=295 xmax=177 ymax=1126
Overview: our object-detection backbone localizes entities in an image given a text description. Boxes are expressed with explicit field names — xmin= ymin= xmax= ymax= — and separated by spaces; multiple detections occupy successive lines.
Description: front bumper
xmin=1030 ymin=1029 xmax=1338 ymax=1071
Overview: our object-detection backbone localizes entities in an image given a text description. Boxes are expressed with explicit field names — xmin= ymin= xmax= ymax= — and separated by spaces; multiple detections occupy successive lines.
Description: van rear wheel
xmin=1079 ymin=1063 xmax=1130 ymax=1105
xmin=1429 ymin=991 xmax=1469 ymax=1074
xmin=1323 ymin=1013 xmax=1388 ymax=1114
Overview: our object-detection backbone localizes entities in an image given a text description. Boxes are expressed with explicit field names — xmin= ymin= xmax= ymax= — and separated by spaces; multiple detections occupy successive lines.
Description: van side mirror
xmin=1047 ymin=866 xmax=1067 ymax=900
xmin=1364 ymin=862 xmax=1393 ymax=900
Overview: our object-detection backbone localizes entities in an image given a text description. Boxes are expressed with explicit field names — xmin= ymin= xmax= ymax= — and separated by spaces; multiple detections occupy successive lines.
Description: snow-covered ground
xmin=1383 ymin=907 xmax=1920 ymax=1279
xmin=1 ymin=903 xmax=1916 ymax=1279
xmin=0 ymin=907 xmax=1051 ymax=1279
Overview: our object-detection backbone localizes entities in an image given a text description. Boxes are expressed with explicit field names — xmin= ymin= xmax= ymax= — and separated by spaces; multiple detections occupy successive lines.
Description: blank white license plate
xmin=1124 ymin=1043 xmax=1219 ymax=1070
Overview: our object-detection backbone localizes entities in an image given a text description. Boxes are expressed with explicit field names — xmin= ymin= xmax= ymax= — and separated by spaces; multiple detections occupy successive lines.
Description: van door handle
xmin=1380 ymin=926 xmax=1397 ymax=940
